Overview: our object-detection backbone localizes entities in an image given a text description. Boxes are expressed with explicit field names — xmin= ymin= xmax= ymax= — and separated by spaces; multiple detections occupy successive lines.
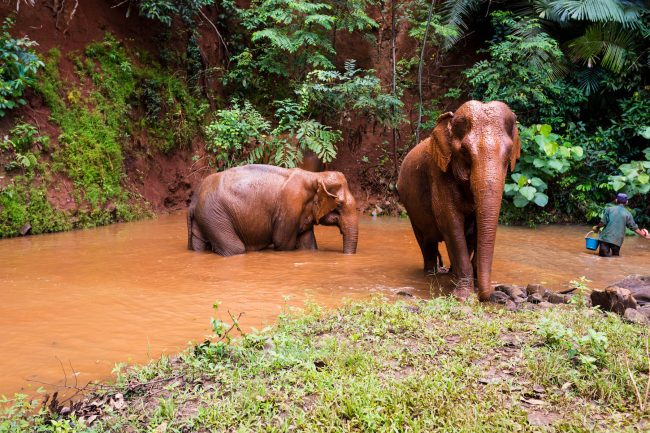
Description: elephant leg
xmin=413 ymin=228 xmax=439 ymax=273
xmin=188 ymin=211 xmax=210 ymax=251
xmin=465 ymin=217 xmax=478 ymax=279
xmin=206 ymin=222 xmax=246 ymax=256
xmin=189 ymin=232 xmax=210 ymax=251
xmin=441 ymin=219 xmax=473 ymax=297
xmin=296 ymin=228 xmax=318 ymax=250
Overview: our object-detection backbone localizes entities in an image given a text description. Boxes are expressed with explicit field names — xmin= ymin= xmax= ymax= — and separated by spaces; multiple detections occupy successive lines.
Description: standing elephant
xmin=187 ymin=164 xmax=358 ymax=256
xmin=397 ymin=101 xmax=520 ymax=301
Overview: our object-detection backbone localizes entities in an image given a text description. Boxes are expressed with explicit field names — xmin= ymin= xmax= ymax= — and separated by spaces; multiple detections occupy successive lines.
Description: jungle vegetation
xmin=0 ymin=0 xmax=649 ymax=237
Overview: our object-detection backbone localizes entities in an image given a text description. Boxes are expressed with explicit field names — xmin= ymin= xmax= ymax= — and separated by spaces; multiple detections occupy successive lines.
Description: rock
xmin=19 ymin=223 xmax=31 ymax=236
xmin=607 ymin=275 xmax=650 ymax=306
xmin=527 ymin=410 xmax=561 ymax=426
xmin=638 ymin=305 xmax=650 ymax=321
xmin=526 ymin=284 xmax=547 ymax=297
xmin=591 ymin=287 xmax=637 ymax=315
xmin=496 ymin=284 xmax=526 ymax=300
xmin=537 ymin=302 xmax=554 ymax=309
xmin=490 ymin=290 xmax=511 ymax=304
xmin=623 ymin=308 xmax=649 ymax=325
xmin=505 ymin=300 xmax=518 ymax=312
xmin=547 ymin=292 xmax=570 ymax=304
xmin=527 ymin=293 xmax=544 ymax=304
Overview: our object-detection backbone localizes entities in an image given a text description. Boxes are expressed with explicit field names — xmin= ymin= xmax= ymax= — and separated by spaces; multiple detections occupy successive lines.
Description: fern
xmin=300 ymin=60 xmax=404 ymax=128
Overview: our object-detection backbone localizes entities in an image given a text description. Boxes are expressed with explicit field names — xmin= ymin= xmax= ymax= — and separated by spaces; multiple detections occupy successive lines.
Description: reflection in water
xmin=0 ymin=213 xmax=648 ymax=395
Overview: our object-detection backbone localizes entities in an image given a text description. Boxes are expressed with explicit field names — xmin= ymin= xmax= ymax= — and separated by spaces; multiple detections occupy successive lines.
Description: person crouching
xmin=592 ymin=193 xmax=650 ymax=257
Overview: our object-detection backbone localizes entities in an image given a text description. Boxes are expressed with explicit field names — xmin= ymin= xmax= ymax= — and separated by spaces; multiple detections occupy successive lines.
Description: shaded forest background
xmin=1 ymin=0 xmax=649 ymax=238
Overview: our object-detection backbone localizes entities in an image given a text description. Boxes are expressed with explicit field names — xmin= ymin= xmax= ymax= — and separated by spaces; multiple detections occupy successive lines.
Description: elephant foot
xmin=451 ymin=276 xmax=474 ymax=301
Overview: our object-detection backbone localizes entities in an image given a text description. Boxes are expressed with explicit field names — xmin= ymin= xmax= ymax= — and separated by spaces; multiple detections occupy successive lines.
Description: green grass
xmin=3 ymin=296 xmax=650 ymax=432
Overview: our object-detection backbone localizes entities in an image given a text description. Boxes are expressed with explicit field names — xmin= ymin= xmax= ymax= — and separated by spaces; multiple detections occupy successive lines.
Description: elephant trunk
xmin=341 ymin=199 xmax=359 ymax=254
xmin=472 ymin=167 xmax=506 ymax=302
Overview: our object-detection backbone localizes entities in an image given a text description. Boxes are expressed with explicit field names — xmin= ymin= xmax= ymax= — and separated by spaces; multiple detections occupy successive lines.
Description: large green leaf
xmin=517 ymin=174 xmax=529 ymax=188
xmin=533 ymin=192 xmax=549 ymax=207
xmin=513 ymin=193 xmax=530 ymax=208
xmin=520 ymin=185 xmax=537 ymax=200
xmin=571 ymin=146 xmax=584 ymax=158
xmin=610 ymin=179 xmax=626 ymax=191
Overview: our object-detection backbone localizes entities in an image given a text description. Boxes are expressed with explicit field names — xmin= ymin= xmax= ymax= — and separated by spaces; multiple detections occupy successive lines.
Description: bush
xmin=0 ymin=17 xmax=44 ymax=117
xmin=205 ymin=99 xmax=339 ymax=168
xmin=504 ymin=124 xmax=584 ymax=209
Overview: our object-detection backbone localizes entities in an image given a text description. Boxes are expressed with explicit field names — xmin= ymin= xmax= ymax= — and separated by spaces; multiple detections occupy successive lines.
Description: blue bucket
xmin=585 ymin=231 xmax=599 ymax=251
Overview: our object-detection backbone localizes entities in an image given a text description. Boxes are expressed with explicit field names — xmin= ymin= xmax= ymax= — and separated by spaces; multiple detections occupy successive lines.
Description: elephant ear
xmin=431 ymin=111 xmax=454 ymax=172
xmin=510 ymin=121 xmax=521 ymax=172
xmin=313 ymin=180 xmax=338 ymax=222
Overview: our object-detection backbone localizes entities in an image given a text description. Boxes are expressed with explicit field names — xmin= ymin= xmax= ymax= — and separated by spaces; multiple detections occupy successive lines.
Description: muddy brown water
xmin=1 ymin=213 xmax=649 ymax=396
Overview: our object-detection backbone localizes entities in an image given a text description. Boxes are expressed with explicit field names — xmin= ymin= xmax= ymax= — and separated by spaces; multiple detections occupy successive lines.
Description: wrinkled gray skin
xmin=188 ymin=164 xmax=358 ymax=256
xmin=397 ymin=101 xmax=520 ymax=301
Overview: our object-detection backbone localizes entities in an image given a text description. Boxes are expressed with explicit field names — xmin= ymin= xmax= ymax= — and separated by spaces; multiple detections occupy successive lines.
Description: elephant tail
xmin=187 ymin=199 xmax=195 ymax=250
xmin=187 ymin=192 xmax=205 ymax=251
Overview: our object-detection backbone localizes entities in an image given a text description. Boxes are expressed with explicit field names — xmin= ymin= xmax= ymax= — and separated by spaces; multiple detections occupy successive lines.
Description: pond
xmin=1 ymin=213 xmax=648 ymax=396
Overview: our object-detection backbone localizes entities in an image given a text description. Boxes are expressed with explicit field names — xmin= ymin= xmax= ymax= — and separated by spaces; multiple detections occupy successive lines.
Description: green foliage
xmin=407 ymin=1 xmax=461 ymax=49
xmin=437 ymin=0 xmax=483 ymax=50
xmin=132 ymin=0 xmax=214 ymax=25
xmin=537 ymin=317 xmax=609 ymax=373
xmin=1 ymin=122 xmax=47 ymax=173
xmin=536 ymin=0 xmax=645 ymax=24
xmin=504 ymin=124 xmax=584 ymax=208
xmin=0 ymin=17 xmax=44 ymax=117
xmin=568 ymin=22 xmax=638 ymax=74
xmin=21 ymin=34 xmax=210 ymax=234
xmin=299 ymin=59 xmax=404 ymax=128
xmin=608 ymin=147 xmax=650 ymax=197
xmin=0 ymin=393 xmax=90 ymax=433
xmin=205 ymin=99 xmax=340 ymax=168
xmin=204 ymin=100 xmax=271 ymax=166
xmin=464 ymin=11 xmax=586 ymax=125
xmin=0 ymin=179 xmax=71 ymax=238
xmin=222 ymin=0 xmax=377 ymax=100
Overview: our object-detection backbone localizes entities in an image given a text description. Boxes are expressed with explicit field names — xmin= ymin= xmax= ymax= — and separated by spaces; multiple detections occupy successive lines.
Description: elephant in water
xmin=187 ymin=164 xmax=358 ymax=256
xmin=397 ymin=100 xmax=520 ymax=301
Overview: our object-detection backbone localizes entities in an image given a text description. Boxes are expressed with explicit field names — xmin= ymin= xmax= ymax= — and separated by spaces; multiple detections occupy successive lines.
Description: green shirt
xmin=599 ymin=205 xmax=639 ymax=247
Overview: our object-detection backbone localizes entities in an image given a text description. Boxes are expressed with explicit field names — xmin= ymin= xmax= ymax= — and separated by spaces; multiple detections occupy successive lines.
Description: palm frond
xmin=439 ymin=0 xmax=485 ymax=50
xmin=567 ymin=22 xmax=638 ymax=72
xmin=572 ymin=67 xmax=606 ymax=94
xmin=540 ymin=0 xmax=644 ymax=27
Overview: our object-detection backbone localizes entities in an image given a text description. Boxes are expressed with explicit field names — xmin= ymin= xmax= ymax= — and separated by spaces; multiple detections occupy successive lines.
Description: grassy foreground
xmin=3 ymin=296 xmax=650 ymax=432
